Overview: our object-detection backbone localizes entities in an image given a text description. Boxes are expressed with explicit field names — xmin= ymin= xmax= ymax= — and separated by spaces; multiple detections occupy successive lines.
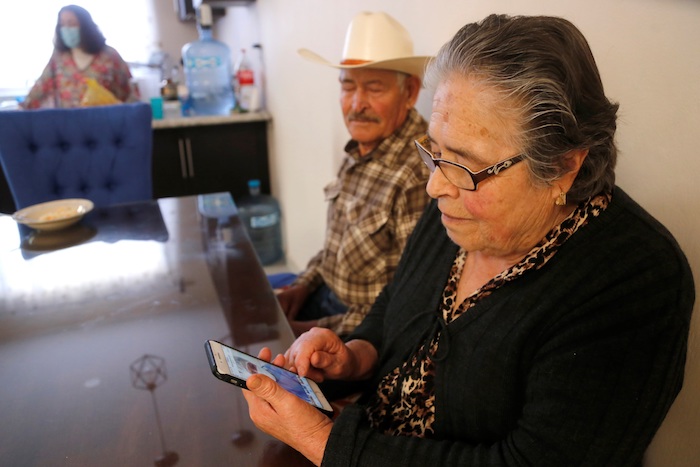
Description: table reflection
xmin=0 ymin=194 xmax=309 ymax=466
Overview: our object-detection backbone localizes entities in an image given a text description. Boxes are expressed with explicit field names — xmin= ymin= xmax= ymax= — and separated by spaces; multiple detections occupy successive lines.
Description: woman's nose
xmin=426 ymin=166 xmax=458 ymax=199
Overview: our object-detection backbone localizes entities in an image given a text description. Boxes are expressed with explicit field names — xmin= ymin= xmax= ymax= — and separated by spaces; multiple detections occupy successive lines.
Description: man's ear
xmin=405 ymin=75 xmax=422 ymax=108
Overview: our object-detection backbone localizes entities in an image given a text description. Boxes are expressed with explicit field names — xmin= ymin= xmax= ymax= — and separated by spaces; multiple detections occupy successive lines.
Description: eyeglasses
xmin=414 ymin=135 xmax=525 ymax=191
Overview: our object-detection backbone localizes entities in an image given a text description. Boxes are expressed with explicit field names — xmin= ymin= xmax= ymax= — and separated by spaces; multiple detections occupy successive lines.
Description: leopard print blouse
xmin=365 ymin=194 xmax=610 ymax=437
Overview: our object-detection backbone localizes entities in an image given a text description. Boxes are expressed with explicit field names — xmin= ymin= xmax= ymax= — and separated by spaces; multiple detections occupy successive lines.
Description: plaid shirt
xmin=295 ymin=108 xmax=430 ymax=335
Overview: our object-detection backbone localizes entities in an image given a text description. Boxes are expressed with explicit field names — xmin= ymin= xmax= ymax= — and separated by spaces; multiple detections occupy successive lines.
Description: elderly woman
xmin=242 ymin=14 xmax=695 ymax=466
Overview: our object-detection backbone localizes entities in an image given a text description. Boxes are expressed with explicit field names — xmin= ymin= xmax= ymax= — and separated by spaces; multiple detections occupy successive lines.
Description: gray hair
xmin=396 ymin=72 xmax=407 ymax=91
xmin=425 ymin=14 xmax=619 ymax=202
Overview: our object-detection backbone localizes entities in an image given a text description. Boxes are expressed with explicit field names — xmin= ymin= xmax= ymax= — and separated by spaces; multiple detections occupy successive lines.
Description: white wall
xmin=151 ymin=1 xmax=199 ymax=63
xmin=217 ymin=0 xmax=700 ymax=464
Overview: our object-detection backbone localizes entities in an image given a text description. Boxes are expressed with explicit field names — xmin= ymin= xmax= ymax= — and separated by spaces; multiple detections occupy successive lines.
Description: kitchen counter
xmin=151 ymin=110 xmax=271 ymax=129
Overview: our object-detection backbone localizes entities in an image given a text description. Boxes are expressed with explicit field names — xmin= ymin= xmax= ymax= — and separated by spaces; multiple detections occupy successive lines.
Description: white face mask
xmin=60 ymin=26 xmax=81 ymax=49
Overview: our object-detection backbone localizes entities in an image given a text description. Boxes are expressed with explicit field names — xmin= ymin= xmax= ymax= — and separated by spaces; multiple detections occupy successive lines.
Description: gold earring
xmin=555 ymin=191 xmax=567 ymax=206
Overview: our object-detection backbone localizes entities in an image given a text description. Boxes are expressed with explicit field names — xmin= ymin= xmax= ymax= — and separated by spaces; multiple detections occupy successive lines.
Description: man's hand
xmin=277 ymin=284 xmax=311 ymax=321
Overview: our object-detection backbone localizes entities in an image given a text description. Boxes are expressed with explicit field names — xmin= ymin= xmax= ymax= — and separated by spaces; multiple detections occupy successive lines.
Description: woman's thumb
xmin=247 ymin=374 xmax=278 ymax=401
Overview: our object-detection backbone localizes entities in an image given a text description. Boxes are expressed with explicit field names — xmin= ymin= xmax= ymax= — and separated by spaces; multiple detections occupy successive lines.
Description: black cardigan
xmin=322 ymin=187 xmax=695 ymax=467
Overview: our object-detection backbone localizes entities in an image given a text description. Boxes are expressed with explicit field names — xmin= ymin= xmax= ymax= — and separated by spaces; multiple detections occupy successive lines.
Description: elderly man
xmin=278 ymin=12 xmax=431 ymax=336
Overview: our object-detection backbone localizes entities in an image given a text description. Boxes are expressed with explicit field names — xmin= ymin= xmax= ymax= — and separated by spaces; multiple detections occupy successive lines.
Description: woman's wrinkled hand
xmin=241 ymin=347 xmax=332 ymax=467
xmin=284 ymin=327 xmax=361 ymax=382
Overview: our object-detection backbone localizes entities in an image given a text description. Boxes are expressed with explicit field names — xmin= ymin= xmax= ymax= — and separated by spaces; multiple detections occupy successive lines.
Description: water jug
xmin=181 ymin=4 xmax=235 ymax=116
xmin=237 ymin=180 xmax=283 ymax=265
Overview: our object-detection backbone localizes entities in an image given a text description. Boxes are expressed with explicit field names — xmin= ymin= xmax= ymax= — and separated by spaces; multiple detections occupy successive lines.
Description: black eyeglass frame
xmin=414 ymin=135 xmax=525 ymax=191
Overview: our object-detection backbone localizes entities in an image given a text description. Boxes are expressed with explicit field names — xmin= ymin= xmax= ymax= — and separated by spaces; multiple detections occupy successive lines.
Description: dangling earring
xmin=555 ymin=191 xmax=567 ymax=206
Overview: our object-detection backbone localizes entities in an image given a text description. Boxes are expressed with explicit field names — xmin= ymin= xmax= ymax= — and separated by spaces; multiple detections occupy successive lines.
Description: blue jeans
xmin=267 ymin=272 xmax=297 ymax=289
xmin=297 ymin=284 xmax=348 ymax=321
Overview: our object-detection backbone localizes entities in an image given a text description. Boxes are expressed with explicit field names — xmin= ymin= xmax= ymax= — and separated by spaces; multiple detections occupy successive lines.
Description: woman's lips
xmin=441 ymin=211 xmax=464 ymax=224
xmin=440 ymin=211 xmax=469 ymax=224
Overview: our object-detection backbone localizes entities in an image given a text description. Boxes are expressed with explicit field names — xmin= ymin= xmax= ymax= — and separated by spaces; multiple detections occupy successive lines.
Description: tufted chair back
xmin=0 ymin=103 xmax=153 ymax=210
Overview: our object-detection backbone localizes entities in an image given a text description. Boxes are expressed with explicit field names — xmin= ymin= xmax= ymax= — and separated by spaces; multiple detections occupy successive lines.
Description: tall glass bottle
xmin=181 ymin=4 xmax=235 ymax=116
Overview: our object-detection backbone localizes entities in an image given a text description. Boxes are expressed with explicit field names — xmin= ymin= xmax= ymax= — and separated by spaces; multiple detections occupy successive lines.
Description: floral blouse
xmin=23 ymin=46 xmax=136 ymax=109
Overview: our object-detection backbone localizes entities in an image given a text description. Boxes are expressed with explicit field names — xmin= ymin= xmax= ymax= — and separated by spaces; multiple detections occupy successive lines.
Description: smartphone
xmin=205 ymin=340 xmax=333 ymax=415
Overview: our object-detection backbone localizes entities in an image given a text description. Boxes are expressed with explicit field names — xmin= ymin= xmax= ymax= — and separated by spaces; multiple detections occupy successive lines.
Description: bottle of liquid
xmin=234 ymin=48 xmax=259 ymax=112
xmin=160 ymin=65 xmax=181 ymax=119
xmin=181 ymin=4 xmax=235 ymax=116
xmin=160 ymin=64 xmax=179 ymax=101
xmin=237 ymin=179 xmax=283 ymax=265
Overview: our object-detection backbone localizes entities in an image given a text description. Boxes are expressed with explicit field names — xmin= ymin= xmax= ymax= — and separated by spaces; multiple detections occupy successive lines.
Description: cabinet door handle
xmin=185 ymin=137 xmax=195 ymax=178
xmin=178 ymin=138 xmax=188 ymax=179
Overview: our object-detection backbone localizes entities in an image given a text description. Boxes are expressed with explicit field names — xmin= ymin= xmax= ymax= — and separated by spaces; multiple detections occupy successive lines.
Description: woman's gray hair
xmin=425 ymin=14 xmax=618 ymax=201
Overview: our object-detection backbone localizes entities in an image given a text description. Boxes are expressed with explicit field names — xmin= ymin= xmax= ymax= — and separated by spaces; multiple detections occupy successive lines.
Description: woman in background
xmin=22 ymin=4 xmax=135 ymax=109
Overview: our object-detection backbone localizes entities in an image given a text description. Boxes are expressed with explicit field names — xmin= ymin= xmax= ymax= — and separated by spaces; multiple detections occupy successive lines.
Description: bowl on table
xmin=12 ymin=199 xmax=95 ymax=231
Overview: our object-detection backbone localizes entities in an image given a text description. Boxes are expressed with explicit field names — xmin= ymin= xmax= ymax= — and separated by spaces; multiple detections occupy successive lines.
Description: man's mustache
xmin=347 ymin=112 xmax=381 ymax=123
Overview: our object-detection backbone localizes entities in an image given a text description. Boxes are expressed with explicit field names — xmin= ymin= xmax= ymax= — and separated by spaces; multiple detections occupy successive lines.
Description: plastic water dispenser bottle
xmin=181 ymin=4 xmax=235 ymax=116
xmin=237 ymin=180 xmax=283 ymax=265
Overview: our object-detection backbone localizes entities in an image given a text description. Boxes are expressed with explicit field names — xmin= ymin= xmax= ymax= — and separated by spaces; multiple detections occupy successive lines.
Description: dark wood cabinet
xmin=152 ymin=116 xmax=271 ymax=202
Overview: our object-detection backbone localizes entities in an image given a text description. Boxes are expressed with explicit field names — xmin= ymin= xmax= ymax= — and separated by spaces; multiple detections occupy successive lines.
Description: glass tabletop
xmin=0 ymin=194 xmax=311 ymax=466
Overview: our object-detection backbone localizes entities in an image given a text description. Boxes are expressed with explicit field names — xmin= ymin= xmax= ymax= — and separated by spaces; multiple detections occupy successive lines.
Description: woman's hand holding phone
xmin=205 ymin=340 xmax=333 ymax=415
xmin=242 ymin=347 xmax=333 ymax=467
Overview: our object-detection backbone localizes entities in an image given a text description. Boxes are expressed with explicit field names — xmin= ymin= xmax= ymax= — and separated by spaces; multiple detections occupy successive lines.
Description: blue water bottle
xmin=181 ymin=4 xmax=235 ymax=116
xmin=237 ymin=180 xmax=284 ymax=265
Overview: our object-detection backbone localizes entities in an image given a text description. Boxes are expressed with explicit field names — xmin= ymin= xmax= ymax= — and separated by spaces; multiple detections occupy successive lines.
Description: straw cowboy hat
xmin=298 ymin=11 xmax=431 ymax=79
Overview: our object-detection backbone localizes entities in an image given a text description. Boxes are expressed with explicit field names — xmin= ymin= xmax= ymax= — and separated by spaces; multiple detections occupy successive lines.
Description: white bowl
xmin=12 ymin=199 xmax=95 ymax=231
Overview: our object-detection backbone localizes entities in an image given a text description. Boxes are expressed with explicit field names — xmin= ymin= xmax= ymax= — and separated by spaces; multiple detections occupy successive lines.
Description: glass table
xmin=0 ymin=193 xmax=312 ymax=466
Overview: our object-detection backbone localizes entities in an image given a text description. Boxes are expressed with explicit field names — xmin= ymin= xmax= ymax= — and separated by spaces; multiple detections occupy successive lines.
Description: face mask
xmin=60 ymin=26 xmax=81 ymax=49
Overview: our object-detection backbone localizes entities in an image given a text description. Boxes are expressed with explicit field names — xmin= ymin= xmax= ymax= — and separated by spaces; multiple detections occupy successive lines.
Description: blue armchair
xmin=0 ymin=103 xmax=153 ymax=210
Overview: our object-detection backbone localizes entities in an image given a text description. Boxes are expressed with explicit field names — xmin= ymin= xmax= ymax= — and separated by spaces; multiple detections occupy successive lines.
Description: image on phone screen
xmin=205 ymin=340 xmax=333 ymax=415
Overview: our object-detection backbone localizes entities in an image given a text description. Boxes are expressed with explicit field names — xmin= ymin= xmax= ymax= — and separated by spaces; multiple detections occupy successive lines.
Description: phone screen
xmin=206 ymin=340 xmax=332 ymax=414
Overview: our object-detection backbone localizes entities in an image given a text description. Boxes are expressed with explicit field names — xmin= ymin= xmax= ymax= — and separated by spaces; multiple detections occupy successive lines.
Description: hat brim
xmin=298 ymin=48 xmax=431 ymax=80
